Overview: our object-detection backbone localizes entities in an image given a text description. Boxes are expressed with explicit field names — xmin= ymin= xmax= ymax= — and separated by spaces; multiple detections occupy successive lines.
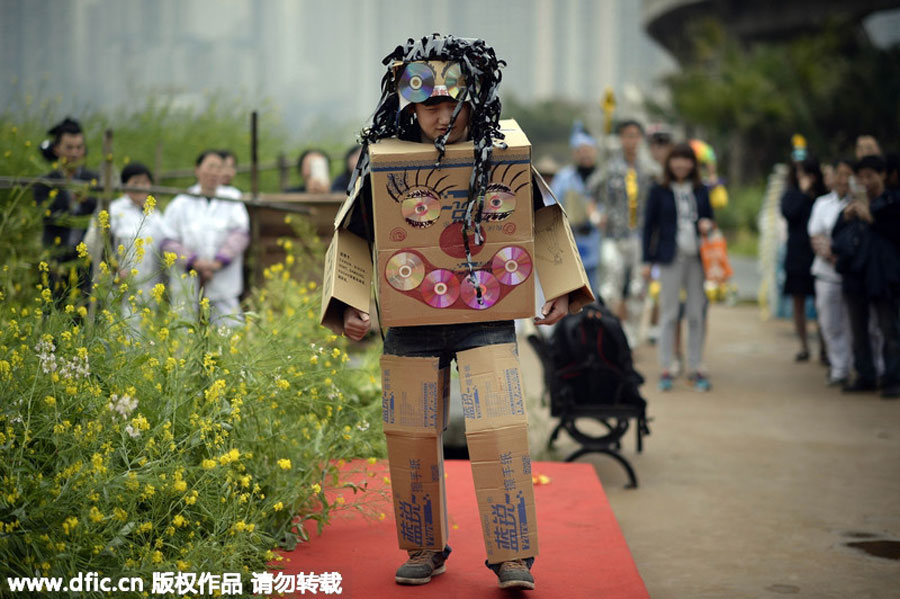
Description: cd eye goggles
xmin=393 ymin=61 xmax=467 ymax=108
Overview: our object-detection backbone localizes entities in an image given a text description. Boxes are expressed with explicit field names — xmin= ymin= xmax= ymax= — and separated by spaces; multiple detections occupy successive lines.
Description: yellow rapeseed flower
xmin=76 ymin=242 xmax=89 ymax=259
xmin=311 ymin=483 xmax=321 ymax=494
xmin=151 ymin=283 xmax=166 ymax=303
xmin=98 ymin=210 xmax=110 ymax=230
xmin=143 ymin=195 xmax=156 ymax=215
xmin=62 ymin=516 xmax=78 ymax=535
xmin=277 ymin=459 xmax=291 ymax=471
xmin=201 ymin=459 xmax=217 ymax=470
xmin=273 ymin=502 xmax=283 ymax=512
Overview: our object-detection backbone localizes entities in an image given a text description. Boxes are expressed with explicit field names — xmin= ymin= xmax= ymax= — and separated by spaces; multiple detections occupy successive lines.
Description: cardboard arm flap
xmin=319 ymin=228 xmax=373 ymax=332
xmin=533 ymin=203 xmax=595 ymax=313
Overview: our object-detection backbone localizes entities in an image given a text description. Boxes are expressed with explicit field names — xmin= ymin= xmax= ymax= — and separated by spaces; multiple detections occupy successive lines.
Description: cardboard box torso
xmin=369 ymin=120 xmax=535 ymax=327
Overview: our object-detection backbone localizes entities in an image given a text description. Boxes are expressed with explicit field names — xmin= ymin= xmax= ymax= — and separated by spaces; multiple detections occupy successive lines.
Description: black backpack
xmin=547 ymin=302 xmax=646 ymax=417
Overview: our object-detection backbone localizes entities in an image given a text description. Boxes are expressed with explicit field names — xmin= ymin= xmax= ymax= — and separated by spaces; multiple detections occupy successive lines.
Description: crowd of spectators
xmin=782 ymin=135 xmax=900 ymax=399
xmin=550 ymin=119 xmax=721 ymax=392
xmin=32 ymin=116 xmax=361 ymax=329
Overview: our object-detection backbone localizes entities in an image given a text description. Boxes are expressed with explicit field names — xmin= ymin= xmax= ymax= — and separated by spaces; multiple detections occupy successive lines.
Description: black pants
xmin=845 ymin=292 xmax=900 ymax=386
xmin=873 ymin=297 xmax=900 ymax=388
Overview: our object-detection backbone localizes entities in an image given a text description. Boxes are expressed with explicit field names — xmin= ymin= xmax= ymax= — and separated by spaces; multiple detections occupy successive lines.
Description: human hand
xmin=343 ymin=308 xmax=371 ymax=341
xmin=307 ymin=178 xmax=330 ymax=194
xmin=698 ymin=218 xmax=714 ymax=235
xmin=845 ymin=200 xmax=873 ymax=224
xmin=192 ymin=258 xmax=222 ymax=284
xmin=810 ymin=234 xmax=831 ymax=259
xmin=641 ymin=264 xmax=653 ymax=281
xmin=535 ymin=294 xmax=569 ymax=326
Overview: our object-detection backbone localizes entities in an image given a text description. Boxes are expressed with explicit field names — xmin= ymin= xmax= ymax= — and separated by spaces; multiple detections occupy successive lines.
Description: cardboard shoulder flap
xmin=533 ymin=203 xmax=595 ymax=313
xmin=319 ymin=228 xmax=372 ymax=331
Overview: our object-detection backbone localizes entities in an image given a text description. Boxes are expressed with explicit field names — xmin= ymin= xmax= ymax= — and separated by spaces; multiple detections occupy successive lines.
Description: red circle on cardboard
xmin=390 ymin=227 xmax=407 ymax=242
xmin=502 ymin=222 xmax=517 ymax=235
xmin=439 ymin=222 xmax=486 ymax=259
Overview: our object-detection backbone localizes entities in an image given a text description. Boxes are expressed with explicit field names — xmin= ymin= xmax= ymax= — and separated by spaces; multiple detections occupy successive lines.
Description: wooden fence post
xmin=278 ymin=152 xmax=289 ymax=191
xmin=88 ymin=129 xmax=114 ymax=323
xmin=250 ymin=111 xmax=263 ymax=287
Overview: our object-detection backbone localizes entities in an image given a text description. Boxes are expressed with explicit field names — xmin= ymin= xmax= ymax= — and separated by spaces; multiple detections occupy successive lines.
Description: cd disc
xmin=421 ymin=269 xmax=460 ymax=309
xmin=401 ymin=193 xmax=441 ymax=228
xmin=386 ymin=252 xmax=425 ymax=291
xmin=460 ymin=271 xmax=500 ymax=310
xmin=492 ymin=246 xmax=532 ymax=286
xmin=482 ymin=188 xmax=517 ymax=221
xmin=443 ymin=62 xmax=466 ymax=99
xmin=399 ymin=63 xmax=435 ymax=104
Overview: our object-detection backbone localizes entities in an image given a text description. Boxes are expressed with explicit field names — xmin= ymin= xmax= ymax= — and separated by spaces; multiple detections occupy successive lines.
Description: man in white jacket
xmin=808 ymin=158 xmax=853 ymax=386
xmin=161 ymin=150 xmax=249 ymax=327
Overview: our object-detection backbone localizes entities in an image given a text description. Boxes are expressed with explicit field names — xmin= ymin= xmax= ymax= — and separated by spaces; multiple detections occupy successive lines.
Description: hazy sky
xmin=0 ymin=0 xmax=676 ymax=140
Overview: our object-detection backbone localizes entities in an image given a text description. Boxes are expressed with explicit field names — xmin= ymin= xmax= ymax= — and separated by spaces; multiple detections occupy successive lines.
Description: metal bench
xmin=527 ymin=332 xmax=650 ymax=489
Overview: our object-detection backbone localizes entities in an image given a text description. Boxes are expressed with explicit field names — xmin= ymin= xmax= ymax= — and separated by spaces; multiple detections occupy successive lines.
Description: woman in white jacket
xmin=160 ymin=150 xmax=249 ymax=327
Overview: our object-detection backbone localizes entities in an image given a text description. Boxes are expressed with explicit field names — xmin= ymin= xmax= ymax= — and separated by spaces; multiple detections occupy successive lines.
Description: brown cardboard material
xmin=534 ymin=202 xmax=595 ymax=313
xmin=457 ymin=343 xmax=538 ymax=563
xmin=319 ymin=228 xmax=372 ymax=332
xmin=467 ymin=423 xmax=538 ymax=563
xmin=368 ymin=120 xmax=535 ymax=327
xmin=375 ymin=240 xmax=536 ymax=327
xmin=381 ymin=355 xmax=450 ymax=550
xmin=457 ymin=343 xmax=528 ymax=432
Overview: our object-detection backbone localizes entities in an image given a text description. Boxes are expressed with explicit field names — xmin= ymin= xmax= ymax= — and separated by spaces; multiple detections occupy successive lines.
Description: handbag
xmin=699 ymin=229 xmax=733 ymax=284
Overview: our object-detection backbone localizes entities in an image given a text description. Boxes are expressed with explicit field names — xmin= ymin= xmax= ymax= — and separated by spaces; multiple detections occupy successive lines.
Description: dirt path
xmin=520 ymin=303 xmax=900 ymax=599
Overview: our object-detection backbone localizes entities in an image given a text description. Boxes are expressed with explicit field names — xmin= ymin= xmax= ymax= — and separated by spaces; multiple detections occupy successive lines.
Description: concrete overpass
xmin=643 ymin=0 xmax=900 ymax=61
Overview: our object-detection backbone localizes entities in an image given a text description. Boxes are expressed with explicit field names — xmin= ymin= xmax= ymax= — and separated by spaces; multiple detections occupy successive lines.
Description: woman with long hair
xmin=781 ymin=157 xmax=828 ymax=361
xmin=642 ymin=143 xmax=715 ymax=391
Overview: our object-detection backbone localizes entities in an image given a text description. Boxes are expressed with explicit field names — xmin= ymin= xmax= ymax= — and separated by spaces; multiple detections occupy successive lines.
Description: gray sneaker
xmin=497 ymin=559 xmax=535 ymax=590
xmin=395 ymin=546 xmax=451 ymax=585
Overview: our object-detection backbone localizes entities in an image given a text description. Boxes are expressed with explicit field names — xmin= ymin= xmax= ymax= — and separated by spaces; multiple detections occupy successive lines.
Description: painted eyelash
xmin=492 ymin=162 xmax=528 ymax=192
xmin=387 ymin=172 xmax=410 ymax=202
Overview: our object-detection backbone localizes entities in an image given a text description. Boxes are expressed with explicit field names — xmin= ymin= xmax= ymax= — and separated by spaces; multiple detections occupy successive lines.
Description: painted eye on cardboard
xmin=482 ymin=184 xmax=517 ymax=222
xmin=399 ymin=63 xmax=435 ymax=103
xmin=401 ymin=190 xmax=441 ymax=228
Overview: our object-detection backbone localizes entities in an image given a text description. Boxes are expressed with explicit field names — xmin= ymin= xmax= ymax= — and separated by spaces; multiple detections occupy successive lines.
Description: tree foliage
xmin=659 ymin=19 xmax=900 ymax=184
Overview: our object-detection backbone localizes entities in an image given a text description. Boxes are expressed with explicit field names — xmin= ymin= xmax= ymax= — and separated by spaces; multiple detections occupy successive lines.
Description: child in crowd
xmin=105 ymin=163 xmax=165 ymax=323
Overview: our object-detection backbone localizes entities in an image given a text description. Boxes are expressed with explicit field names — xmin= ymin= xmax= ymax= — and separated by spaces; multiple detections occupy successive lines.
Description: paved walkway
xmin=520 ymin=303 xmax=900 ymax=599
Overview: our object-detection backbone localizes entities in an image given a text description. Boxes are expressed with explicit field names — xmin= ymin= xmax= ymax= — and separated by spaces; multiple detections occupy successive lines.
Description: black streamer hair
xmin=350 ymin=34 xmax=506 ymax=205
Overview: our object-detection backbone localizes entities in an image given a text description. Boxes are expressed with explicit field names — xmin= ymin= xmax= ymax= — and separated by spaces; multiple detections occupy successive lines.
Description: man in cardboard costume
xmin=320 ymin=34 xmax=593 ymax=591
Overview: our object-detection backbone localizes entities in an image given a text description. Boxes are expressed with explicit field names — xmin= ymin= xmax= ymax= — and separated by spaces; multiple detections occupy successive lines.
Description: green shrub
xmin=0 ymin=98 xmax=386 ymax=591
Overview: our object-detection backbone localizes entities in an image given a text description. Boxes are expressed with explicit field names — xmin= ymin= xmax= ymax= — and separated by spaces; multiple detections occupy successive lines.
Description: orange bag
xmin=700 ymin=229 xmax=733 ymax=284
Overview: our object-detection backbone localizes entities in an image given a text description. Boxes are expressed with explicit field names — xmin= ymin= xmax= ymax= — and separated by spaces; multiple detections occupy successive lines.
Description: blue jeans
xmin=383 ymin=320 xmax=517 ymax=367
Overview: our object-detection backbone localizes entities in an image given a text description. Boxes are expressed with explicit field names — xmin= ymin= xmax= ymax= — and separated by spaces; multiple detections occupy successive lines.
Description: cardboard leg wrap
xmin=381 ymin=355 xmax=450 ymax=551
xmin=458 ymin=343 xmax=539 ymax=563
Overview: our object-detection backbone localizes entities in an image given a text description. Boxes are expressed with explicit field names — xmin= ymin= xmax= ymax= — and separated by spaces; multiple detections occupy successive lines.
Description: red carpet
xmin=276 ymin=460 xmax=648 ymax=598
